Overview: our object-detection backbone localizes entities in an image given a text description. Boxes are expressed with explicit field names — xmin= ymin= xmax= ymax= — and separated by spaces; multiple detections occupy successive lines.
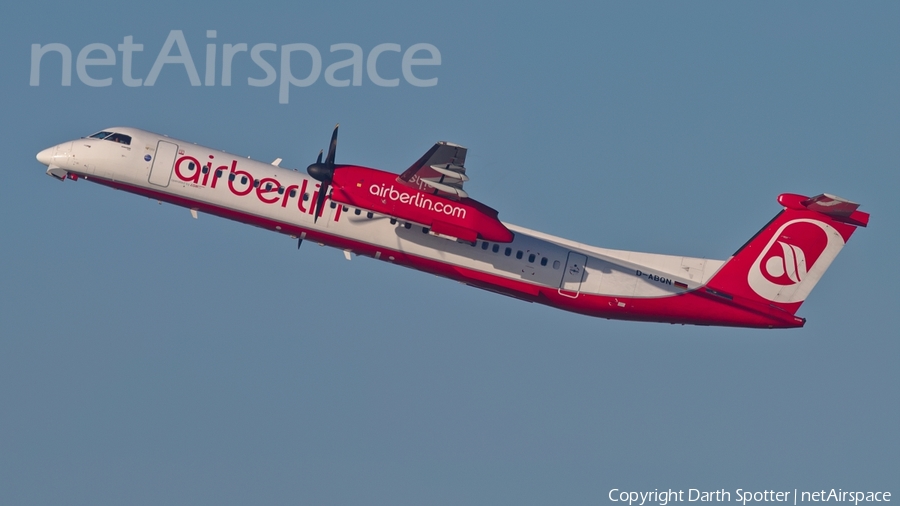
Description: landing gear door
xmin=560 ymin=252 xmax=588 ymax=293
xmin=149 ymin=141 xmax=178 ymax=187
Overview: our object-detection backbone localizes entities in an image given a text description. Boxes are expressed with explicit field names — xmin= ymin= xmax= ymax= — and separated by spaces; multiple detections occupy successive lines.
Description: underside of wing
xmin=397 ymin=142 xmax=469 ymax=200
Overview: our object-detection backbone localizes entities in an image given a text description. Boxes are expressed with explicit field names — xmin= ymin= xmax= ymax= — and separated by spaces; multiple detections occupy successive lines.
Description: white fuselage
xmin=38 ymin=127 xmax=726 ymax=316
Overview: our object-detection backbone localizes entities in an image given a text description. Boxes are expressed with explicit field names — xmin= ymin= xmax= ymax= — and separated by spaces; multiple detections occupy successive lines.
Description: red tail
xmin=705 ymin=193 xmax=869 ymax=316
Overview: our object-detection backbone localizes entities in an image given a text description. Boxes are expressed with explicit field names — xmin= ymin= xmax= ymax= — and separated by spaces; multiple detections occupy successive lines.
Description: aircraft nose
xmin=36 ymin=146 xmax=55 ymax=166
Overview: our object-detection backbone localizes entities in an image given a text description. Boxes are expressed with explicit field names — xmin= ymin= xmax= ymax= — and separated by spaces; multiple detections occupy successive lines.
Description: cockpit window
xmin=106 ymin=133 xmax=131 ymax=145
xmin=87 ymin=131 xmax=131 ymax=145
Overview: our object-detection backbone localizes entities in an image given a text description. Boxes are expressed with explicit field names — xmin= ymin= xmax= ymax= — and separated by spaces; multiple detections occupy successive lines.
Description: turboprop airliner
xmin=36 ymin=126 xmax=869 ymax=328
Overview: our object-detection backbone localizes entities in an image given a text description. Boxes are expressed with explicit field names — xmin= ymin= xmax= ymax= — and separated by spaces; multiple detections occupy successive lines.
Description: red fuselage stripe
xmin=87 ymin=176 xmax=802 ymax=328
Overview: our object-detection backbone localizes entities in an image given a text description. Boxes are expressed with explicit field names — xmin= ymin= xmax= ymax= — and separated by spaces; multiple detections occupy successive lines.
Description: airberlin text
xmin=370 ymin=184 xmax=466 ymax=219
xmin=608 ymin=489 xmax=891 ymax=506
xmin=173 ymin=153 xmax=340 ymax=221
xmin=635 ymin=270 xmax=673 ymax=285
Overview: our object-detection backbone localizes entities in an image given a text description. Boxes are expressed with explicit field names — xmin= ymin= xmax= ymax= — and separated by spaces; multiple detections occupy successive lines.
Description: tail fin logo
xmin=748 ymin=219 xmax=843 ymax=303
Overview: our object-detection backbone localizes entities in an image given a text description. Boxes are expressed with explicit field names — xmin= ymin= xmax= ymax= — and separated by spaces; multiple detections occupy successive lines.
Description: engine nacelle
xmin=330 ymin=166 xmax=514 ymax=243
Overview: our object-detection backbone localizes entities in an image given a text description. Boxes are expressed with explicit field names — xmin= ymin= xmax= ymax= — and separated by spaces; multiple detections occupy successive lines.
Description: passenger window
xmin=278 ymin=187 xmax=284 ymax=195
xmin=343 ymin=206 xmax=349 ymax=212
xmin=253 ymin=180 xmax=259 ymax=188
xmin=216 ymin=169 xmax=223 ymax=178
xmin=528 ymin=254 xmax=535 ymax=263
xmin=540 ymin=257 xmax=548 ymax=266
xmin=504 ymin=247 xmax=512 ymax=256
xmin=330 ymin=202 xmax=336 ymax=209
xmin=302 ymin=193 xmax=309 ymax=201
xmin=241 ymin=176 xmax=248 ymax=185
xmin=354 ymin=209 xmax=361 ymax=215
xmin=265 ymin=182 xmax=272 ymax=191
xmin=481 ymin=242 xmax=489 ymax=250
xmin=553 ymin=260 xmax=561 ymax=269
xmin=188 ymin=162 xmax=195 ymax=170
xmin=229 ymin=173 xmax=235 ymax=181
xmin=516 ymin=251 xmax=523 ymax=259
xmin=390 ymin=218 xmax=397 ymax=225
xmin=367 ymin=212 xmax=373 ymax=219
xmin=290 ymin=189 xmax=297 ymax=198
xmin=202 ymin=167 xmax=208 ymax=174
xmin=492 ymin=244 xmax=499 ymax=253
xmin=422 ymin=227 xmax=429 ymax=233
xmin=404 ymin=223 xmax=411 ymax=229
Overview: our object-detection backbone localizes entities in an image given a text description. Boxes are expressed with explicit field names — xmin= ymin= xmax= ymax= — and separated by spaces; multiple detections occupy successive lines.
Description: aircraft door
xmin=148 ymin=141 xmax=178 ymax=187
xmin=559 ymin=252 xmax=588 ymax=293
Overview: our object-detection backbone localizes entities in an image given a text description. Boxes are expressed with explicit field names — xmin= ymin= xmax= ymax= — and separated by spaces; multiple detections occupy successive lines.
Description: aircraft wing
xmin=397 ymin=142 xmax=469 ymax=200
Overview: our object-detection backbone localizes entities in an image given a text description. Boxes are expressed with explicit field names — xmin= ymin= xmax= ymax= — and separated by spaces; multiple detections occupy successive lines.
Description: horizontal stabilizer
xmin=778 ymin=193 xmax=869 ymax=227
xmin=802 ymin=193 xmax=858 ymax=216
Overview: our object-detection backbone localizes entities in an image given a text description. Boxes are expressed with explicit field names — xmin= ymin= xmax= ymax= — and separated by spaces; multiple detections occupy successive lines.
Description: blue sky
xmin=1 ymin=2 xmax=897 ymax=504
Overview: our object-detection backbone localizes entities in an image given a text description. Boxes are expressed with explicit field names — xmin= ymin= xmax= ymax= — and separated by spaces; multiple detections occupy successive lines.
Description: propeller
xmin=306 ymin=124 xmax=340 ymax=223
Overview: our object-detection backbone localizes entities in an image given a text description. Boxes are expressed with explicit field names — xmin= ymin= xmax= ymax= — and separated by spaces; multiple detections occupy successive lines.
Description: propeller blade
xmin=307 ymin=124 xmax=341 ymax=214
xmin=324 ymin=124 xmax=339 ymax=166
xmin=313 ymin=182 xmax=329 ymax=223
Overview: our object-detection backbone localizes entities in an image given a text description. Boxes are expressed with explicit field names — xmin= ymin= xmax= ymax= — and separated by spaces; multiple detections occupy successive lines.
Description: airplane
xmin=36 ymin=125 xmax=869 ymax=328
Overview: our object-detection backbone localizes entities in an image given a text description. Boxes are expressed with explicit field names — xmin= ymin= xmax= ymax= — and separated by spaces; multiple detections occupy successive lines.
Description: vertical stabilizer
xmin=704 ymin=193 xmax=869 ymax=315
